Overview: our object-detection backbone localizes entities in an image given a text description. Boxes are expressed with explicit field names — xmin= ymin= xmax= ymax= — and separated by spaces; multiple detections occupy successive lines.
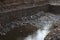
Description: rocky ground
xmin=0 ymin=0 xmax=48 ymax=12
xmin=0 ymin=0 xmax=60 ymax=40
xmin=0 ymin=0 xmax=48 ymax=36
xmin=44 ymin=25 xmax=60 ymax=40
xmin=44 ymin=5 xmax=60 ymax=40
xmin=0 ymin=24 xmax=38 ymax=40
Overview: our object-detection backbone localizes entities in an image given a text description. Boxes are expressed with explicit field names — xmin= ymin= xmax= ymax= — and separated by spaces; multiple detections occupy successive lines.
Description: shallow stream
xmin=0 ymin=11 xmax=60 ymax=40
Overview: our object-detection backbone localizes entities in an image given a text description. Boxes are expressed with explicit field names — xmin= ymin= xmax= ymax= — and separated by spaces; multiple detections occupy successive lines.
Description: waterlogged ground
xmin=0 ymin=11 xmax=60 ymax=40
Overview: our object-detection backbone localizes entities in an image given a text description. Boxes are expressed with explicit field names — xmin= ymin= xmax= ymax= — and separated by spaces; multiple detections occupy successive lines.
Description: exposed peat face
xmin=49 ymin=5 xmax=60 ymax=15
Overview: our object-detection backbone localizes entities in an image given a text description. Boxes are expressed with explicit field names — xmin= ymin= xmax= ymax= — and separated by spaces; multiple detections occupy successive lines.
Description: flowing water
xmin=20 ymin=12 xmax=60 ymax=40
xmin=24 ymin=21 xmax=53 ymax=40
xmin=16 ymin=11 xmax=60 ymax=40
xmin=0 ymin=11 xmax=60 ymax=40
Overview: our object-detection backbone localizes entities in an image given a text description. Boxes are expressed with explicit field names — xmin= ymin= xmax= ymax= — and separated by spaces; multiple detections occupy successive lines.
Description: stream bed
xmin=0 ymin=11 xmax=60 ymax=40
